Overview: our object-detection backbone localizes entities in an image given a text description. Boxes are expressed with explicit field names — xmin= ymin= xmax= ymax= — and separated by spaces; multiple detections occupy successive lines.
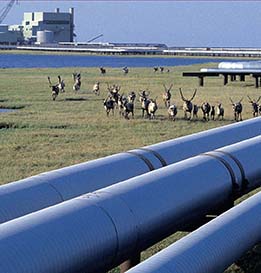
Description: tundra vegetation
xmin=0 ymin=63 xmax=260 ymax=273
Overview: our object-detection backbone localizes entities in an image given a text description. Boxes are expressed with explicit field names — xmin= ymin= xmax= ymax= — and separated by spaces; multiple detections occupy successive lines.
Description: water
xmin=0 ymin=53 xmax=243 ymax=69
xmin=0 ymin=109 xmax=15 ymax=113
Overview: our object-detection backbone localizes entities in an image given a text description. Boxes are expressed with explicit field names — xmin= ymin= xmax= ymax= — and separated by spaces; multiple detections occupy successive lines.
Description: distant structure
xmin=0 ymin=7 xmax=74 ymax=45
xmin=22 ymin=8 xmax=74 ymax=43
xmin=0 ymin=24 xmax=23 ymax=44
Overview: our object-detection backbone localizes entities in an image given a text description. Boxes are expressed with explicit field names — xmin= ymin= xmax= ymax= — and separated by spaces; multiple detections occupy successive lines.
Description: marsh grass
xmin=0 ymin=62 xmax=260 ymax=272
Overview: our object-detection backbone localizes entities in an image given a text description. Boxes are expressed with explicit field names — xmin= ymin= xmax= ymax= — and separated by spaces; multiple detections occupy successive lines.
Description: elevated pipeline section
xmin=0 ymin=136 xmax=261 ymax=273
xmin=0 ymin=117 xmax=261 ymax=224
xmin=218 ymin=60 xmax=261 ymax=70
xmin=126 ymin=192 xmax=261 ymax=273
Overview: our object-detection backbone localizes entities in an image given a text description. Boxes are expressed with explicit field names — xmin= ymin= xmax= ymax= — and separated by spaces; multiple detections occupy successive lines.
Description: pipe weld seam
xmin=92 ymin=202 xmax=120 ymax=268
xmin=45 ymin=182 xmax=65 ymax=202
xmin=215 ymin=150 xmax=249 ymax=190
xmin=137 ymin=148 xmax=167 ymax=167
xmin=201 ymin=152 xmax=239 ymax=194
xmin=125 ymin=151 xmax=155 ymax=171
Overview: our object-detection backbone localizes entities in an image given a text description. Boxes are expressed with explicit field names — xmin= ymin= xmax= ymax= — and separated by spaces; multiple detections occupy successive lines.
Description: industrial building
xmin=22 ymin=8 xmax=74 ymax=43
xmin=0 ymin=24 xmax=22 ymax=44
xmin=0 ymin=7 xmax=74 ymax=44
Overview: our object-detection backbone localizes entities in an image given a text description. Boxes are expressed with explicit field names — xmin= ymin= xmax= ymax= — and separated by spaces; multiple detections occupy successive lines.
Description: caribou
xmin=201 ymin=102 xmax=211 ymax=121
xmin=72 ymin=73 xmax=81 ymax=92
xmin=93 ymin=82 xmax=100 ymax=96
xmin=123 ymin=66 xmax=129 ymax=74
xmin=168 ymin=104 xmax=178 ymax=121
xmin=162 ymin=84 xmax=173 ymax=108
xmin=103 ymin=95 xmax=115 ymax=116
xmin=147 ymin=98 xmax=158 ymax=119
xmin=100 ymin=67 xmax=106 ymax=74
xmin=107 ymin=84 xmax=121 ymax=106
xmin=247 ymin=95 xmax=261 ymax=117
xmin=57 ymin=75 xmax=65 ymax=93
xmin=192 ymin=104 xmax=199 ymax=119
xmin=139 ymin=90 xmax=150 ymax=117
xmin=210 ymin=105 xmax=215 ymax=120
xmin=179 ymin=88 xmax=197 ymax=120
xmin=230 ymin=97 xmax=243 ymax=122
xmin=123 ymin=99 xmax=134 ymax=119
xmin=47 ymin=76 xmax=60 ymax=101
xmin=128 ymin=91 xmax=136 ymax=103
xmin=216 ymin=103 xmax=224 ymax=120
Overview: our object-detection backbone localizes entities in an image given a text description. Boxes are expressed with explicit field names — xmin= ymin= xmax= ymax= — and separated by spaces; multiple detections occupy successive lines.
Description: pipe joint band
xmin=202 ymin=152 xmax=239 ymax=196
xmin=136 ymin=148 xmax=167 ymax=167
xmin=125 ymin=151 xmax=155 ymax=171
xmin=215 ymin=150 xmax=248 ymax=191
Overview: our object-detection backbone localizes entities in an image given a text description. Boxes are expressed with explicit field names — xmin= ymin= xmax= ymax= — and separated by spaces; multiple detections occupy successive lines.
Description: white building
xmin=22 ymin=8 xmax=74 ymax=43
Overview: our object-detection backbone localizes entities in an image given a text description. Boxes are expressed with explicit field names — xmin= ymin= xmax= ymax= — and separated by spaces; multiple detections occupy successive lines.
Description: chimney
xmin=55 ymin=8 xmax=60 ymax=13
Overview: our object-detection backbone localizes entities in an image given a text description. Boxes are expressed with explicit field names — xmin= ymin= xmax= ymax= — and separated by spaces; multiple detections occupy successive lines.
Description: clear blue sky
xmin=2 ymin=1 xmax=261 ymax=47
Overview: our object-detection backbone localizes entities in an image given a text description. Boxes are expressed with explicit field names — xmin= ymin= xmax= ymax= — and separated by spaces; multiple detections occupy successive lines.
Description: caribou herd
xmin=47 ymin=70 xmax=261 ymax=122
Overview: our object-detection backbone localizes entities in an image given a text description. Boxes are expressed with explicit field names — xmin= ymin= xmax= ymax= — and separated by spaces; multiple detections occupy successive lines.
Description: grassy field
xmin=0 ymin=62 xmax=261 ymax=272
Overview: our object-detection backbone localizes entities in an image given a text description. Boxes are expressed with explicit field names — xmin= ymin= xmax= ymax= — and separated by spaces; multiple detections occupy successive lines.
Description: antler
xmin=168 ymin=84 xmax=173 ymax=91
xmin=190 ymin=89 xmax=197 ymax=101
xmin=257 ymin=96 xmax=261 ymax=103
xmin=247 ymin=95 xmax=253 ymax=103
xmin=163 ymin=84 xmax=168 ymax=92
xmin=229 ymin=98 xmax=234 ymax=105
xmin=107 ymin=83 xmax=112 ymax=91
xmin=239 ymin=97 xmax=244 ymax=103
xmin=179 ymin=88 xmax=186 ymax=101
xmin=47 ymin=76 xmax=52 ymax=87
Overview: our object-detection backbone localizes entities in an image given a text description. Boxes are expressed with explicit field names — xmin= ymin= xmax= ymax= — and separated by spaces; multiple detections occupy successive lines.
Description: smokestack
xmin=55 ymin=8 xmax=60 ymax=13
xmin=69 ymin=7 xmax=74 ymax=42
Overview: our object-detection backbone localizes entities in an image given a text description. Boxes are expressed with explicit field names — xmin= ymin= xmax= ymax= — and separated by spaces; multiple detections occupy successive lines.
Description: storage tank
xmin=36 ymin=30 xmax=54 ymax=44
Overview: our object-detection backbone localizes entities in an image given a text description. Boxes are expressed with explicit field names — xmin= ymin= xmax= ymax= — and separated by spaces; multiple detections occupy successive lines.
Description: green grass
xmin=0 ymin=63 xmax=260 ymax=272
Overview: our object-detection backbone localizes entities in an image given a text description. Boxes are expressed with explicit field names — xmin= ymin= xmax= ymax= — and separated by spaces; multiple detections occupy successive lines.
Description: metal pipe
xmin=0 ymin=117 xmax=261 ymax=224
xmin=0 ymin=136 xmax=261 ymax=273
xmin=126 ymin=192 xmax=261 ymax=273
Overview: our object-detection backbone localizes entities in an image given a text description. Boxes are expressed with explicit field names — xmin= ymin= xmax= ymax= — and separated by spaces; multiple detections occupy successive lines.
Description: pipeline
xmin=126 ymin=192 xmax=261 ymax=273
xmin=0 ymin=136 xmax=261 ymax=273
xmin=1 ymin=117 xmax=261 ymax=224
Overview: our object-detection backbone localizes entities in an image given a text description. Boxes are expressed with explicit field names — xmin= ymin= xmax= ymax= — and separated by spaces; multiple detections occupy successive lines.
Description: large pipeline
xmin=126 ymin=192 xmax=261 ymax=273
xmin=1 ymin=117 xmax=261 ymax=224
xmin=0 ymin=136 xmax=261 ymax=273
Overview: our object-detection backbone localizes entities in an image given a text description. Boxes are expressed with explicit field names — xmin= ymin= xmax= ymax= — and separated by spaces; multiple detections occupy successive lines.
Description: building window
xmin=25 ymin=21 xmax=30 ymax=25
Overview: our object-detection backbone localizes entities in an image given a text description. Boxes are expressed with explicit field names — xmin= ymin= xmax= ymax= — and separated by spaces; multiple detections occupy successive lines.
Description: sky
xmin=1 ymin=0 xmax=261 ymax=47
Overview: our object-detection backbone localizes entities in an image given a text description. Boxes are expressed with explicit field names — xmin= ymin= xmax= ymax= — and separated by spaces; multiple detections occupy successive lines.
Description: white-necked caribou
xmin=179 ymin=88 xmax=197 ymax=120
xmin=162 ymin=84 xmax=173 ymax=108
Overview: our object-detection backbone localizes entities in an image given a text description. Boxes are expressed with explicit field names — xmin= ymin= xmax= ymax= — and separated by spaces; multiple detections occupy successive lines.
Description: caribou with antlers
xmin=57 ymin=75 xmax=65 ymax=93
xmin=47 ymin=76 xmax=60 ymax=101
xmin=230 ymin=97 xmax=243 ymax=122
xmin=139 ymin=90 xmax=150 ymax=117
xmin=179 ymin=88 xmax=197 ymax=120
xmin=247 ymin=95 xmax=261 ymax=117
xmin=72 ymin=73 xmax=81 ymax=92
xmin=162 ymin=84 xmax=173 ymax=108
